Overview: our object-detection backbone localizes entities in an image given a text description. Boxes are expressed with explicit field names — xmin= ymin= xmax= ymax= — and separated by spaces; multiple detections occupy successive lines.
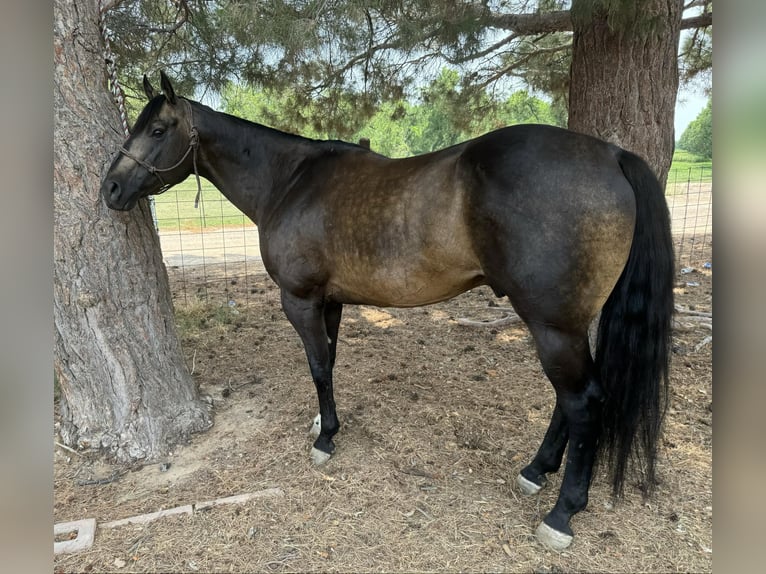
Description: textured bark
xmin=54 ymin=0 xmax=211 ymax=462
xmin=567 ymin=0 xmax=683 ymax=188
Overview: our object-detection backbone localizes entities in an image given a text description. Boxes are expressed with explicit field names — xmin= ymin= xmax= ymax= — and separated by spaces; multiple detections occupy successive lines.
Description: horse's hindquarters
xmin=461 ymin=128 xmax=636 ymax=331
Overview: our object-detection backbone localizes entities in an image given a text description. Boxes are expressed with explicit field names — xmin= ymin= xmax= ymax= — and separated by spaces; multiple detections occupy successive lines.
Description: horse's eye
xmin=152 ymin=128 xmax=165 ymax=138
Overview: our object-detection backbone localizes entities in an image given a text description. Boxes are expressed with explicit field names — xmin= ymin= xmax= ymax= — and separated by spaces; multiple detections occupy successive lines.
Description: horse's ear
xmin=143 ymin=75 xmax=156 ymax=101
xmin=159 ymin=70 xmax=177 ymax=105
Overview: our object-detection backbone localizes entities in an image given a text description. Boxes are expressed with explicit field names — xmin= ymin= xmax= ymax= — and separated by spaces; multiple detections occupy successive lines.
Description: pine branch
xmin=444 ymin=33 xmax=521 ymax=66
xmin=681 ymin=13 xmax=713 ymax=30
xmin=473 ymin=40 xmax=571 ymax=91
xmin=489 ymin=10 xmax=572 ymax=34
xmin=485 ymin=7 xmax=711 ymax=34
xmin=142 ymin=0 xmax=190 ymax=34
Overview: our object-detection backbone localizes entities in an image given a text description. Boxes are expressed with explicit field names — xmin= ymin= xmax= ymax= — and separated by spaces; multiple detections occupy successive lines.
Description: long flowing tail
xmin=595 ymin=149 xmax=675 ymax=496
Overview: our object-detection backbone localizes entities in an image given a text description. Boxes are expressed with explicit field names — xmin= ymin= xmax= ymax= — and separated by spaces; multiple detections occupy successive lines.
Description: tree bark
xmin=54 ymin=0 xmax=211 ymax=462
xmin=567 ymin=0 xmax=683 ymax=188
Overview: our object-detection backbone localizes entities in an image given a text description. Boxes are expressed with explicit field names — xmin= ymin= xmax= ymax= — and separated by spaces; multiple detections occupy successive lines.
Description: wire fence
xmin=665 ymin=164 xmax=713 ymax=267
xmin=156 ymin=182 xmax=262 ymax=309
xmin=159 ymin=166 xmax=712 ymax=308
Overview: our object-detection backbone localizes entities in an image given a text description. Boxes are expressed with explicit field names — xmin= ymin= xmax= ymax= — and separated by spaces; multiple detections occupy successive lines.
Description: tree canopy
xmin=678 ymin=98 xmax=712 ymax=159
xmin=105 ymin=0 xmax=712 ymax=138
xmin=222 ymin=67 xmax=564 ymax=155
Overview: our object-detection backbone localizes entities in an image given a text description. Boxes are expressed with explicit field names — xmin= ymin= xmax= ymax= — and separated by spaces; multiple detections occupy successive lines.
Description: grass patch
xmin=174 ymin=301 xmax=237 ymax=340
xmin=667 ymin=149 xmax=712 ymax=192
xmin=153 ymin=177 xmax=252 ymax=232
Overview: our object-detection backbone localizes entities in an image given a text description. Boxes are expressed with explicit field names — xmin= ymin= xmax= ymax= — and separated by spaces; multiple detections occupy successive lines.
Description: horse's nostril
xmin=107 ymin=180 xmax=121 ymax=202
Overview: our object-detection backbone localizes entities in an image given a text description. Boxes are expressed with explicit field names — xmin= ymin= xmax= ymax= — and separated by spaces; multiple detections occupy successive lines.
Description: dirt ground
xmin=54 ymin=247 xmax=712 ymax=573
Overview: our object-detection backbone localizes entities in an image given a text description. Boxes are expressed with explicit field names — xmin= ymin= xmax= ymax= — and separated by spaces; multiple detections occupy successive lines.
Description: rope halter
xmin=117 ymin=98 xmax=203 ymax=207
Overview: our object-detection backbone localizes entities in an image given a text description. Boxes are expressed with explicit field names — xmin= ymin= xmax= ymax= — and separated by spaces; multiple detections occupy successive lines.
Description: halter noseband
xmin=118 ymin=98 xmax=203 ymax=207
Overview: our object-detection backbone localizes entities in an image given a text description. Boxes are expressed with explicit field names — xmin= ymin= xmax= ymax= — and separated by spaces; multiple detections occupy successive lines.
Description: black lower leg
xmin=310 ymin=361 xmax=339 ymax=455
xmin=542 ymin=378 xmax=604 ymax=536
xmin=280 ymin=290 xmax=341 ymax=456
xmin=520 ymin=402 xmax=569 ymax=488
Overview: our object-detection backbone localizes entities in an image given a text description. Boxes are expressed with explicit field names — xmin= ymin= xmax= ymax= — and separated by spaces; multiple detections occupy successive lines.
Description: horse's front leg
xmin=280 ymin=290 xmax=340 ymax=465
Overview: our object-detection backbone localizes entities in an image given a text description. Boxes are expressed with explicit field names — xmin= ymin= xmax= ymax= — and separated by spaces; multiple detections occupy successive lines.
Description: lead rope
xmin=193 ymin=150 xmax=202 ymax=208
xmin=189 ymin=100 xmax=202 ymax=209
xmin=98 ymin=0 xmax=130 ymax=139
xmin=99 ymin=2 xmax=202 ymax=211
xmin=98 ymin=0 xmax=160 ymax=226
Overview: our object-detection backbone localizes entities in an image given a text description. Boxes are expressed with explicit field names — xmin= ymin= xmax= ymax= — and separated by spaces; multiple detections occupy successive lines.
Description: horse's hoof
xmin=516 ymin=473 xmax=543 ymax=495
xmin=535 ymin=521 xmax=573 ymax=551
xmin=310 ymin=446 xmax=332 ymax=466
xmin=309 ymin=413 xmax=321 ymax=437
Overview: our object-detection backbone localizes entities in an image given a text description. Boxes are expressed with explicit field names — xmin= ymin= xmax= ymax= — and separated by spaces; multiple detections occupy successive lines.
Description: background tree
xmin=53 ymin=0 xmax=711 ymax=465
xmin=567 ymin=0 xmax=683 ymax=186
xmin=678 ymin=98 xmax=712 ymax=159
xmin=405 ymin=69 xmax=469 ymax=154
xmin=54 ymin=0 xmax=211 ymax=462
xmin=220 ymin=69 xmax=563 ymax=156
xmin=103 ymin=0 xmax=711 ymax=188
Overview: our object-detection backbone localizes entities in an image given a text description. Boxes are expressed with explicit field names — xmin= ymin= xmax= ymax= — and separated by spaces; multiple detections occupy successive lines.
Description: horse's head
xmin=101 ymin=71 xmax=198 ymax=210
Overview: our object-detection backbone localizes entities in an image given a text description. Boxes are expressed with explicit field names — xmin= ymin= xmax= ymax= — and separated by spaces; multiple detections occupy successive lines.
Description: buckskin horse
xmin=100 ymin=72 xmax=674 ymax=550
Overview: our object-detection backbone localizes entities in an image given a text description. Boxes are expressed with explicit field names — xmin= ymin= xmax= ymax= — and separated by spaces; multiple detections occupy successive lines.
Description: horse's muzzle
xmin=101 ymin=180 xmax=135 ymax=211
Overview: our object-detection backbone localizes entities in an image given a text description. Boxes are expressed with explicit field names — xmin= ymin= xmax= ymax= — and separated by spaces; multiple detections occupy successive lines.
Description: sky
xmin=673 ymin=8 xmax=710 ymax=138
xmin=674 ymin=88 xmax=708 ymax=138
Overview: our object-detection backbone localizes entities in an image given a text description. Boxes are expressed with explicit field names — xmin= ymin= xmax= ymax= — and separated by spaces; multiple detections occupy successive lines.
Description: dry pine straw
xmin=54 ymin=266 xmax=712 ymax=574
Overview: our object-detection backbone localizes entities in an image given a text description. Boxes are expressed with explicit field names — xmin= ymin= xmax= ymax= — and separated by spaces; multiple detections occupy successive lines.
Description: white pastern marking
xmin=310 ymin=413 xmax=321 ymax=437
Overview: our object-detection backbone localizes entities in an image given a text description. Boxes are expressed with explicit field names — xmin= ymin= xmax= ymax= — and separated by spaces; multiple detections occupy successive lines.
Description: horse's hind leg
xmin=516 ymin=401 xmax=568 ymax=495
xmin=525 ymin=324 xmax=604 ymax=550
xmin=280 ymin=290 xmax=341 ymax=465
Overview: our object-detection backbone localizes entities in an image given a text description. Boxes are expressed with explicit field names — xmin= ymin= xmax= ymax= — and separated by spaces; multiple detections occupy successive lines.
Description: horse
xmin=100 ymin=72 xmax=674 ymax=550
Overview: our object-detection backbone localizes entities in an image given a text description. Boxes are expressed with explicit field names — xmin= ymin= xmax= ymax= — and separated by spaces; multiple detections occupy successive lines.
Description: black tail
xmin=596 ymin=149 xmax=675 ymax=496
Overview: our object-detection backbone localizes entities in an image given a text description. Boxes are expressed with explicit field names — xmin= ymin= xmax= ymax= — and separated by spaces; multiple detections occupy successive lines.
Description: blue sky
xmin=675 ymin=87 xmax=708 ymax=138
xmin=674 ymin=10 xmax=710 ymax=138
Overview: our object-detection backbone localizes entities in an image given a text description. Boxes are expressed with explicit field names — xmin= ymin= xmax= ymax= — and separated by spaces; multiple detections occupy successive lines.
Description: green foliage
xmin=222 ymin=84 xmax=336 ymax=139
xmin=104 ymin=1 xmax=710 ymax=135
xmin=678 ymin=99 xmax=712 ymax=159
xmin=679 ymin=24 xmax=712 ymax=95
xmin=353 ymin=102 xmax=413 ymax=157
xmin=405 ymin=69 xmax=468 ymax=154
xmin=219 ymin=69 xmax=564 ymax=158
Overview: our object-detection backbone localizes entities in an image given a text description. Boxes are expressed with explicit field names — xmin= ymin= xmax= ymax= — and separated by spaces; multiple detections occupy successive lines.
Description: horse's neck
xmin=194 ymin=103 xmax=318 ymax=225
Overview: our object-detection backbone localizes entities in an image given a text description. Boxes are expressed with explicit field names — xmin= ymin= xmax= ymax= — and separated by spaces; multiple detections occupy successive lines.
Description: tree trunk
xmin=54 ymin=0 xmax=212 ymax=463
xmin=568 ymin=0 xmax=683 ymax=188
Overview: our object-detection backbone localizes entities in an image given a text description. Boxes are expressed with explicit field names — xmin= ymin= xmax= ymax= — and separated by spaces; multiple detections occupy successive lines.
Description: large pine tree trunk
xmin=54 ymin=0 xmax=212 ymax=462
xmin=568 ymin=0 xmax=683 ymax=188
